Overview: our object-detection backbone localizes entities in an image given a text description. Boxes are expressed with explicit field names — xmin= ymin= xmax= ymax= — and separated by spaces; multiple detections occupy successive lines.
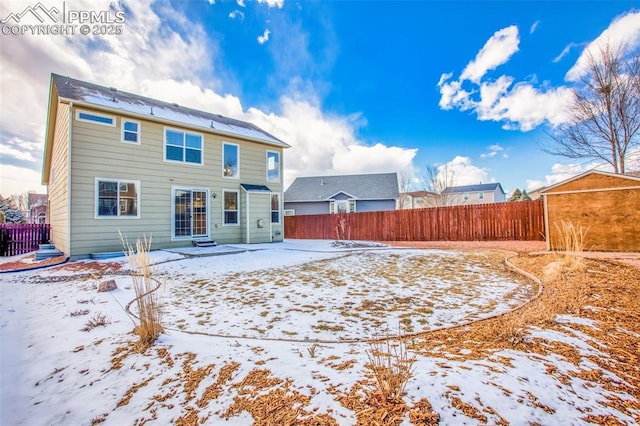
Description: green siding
xmin=65 ymin=105 xmax=284 ymax=256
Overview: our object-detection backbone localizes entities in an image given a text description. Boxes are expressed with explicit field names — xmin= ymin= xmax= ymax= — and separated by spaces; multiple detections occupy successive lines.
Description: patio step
xmin=192 ymin=240 xmax=218 ymax=247
xmin=35 ymin=248 xmax=64 ymax=261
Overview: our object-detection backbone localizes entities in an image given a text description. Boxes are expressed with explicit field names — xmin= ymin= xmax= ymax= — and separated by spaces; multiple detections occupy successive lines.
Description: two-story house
xmin=42 ymin=74 xmax=289 ymax=258
xmin=441 ymin=183 xmax=506 ymax=206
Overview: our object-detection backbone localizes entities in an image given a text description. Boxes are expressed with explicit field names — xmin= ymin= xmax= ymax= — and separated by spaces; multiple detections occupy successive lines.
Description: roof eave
xmin=539 ymin=169 xmax=640 ymax=194
xmin=42 ymin=76 xmax=59 ymax=186
xmin=57 ymin=96 xmax=291 ymax=149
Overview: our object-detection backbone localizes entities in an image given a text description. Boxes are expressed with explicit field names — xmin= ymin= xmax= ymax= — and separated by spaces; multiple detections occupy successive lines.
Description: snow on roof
xmin=52 ymin=74 xmax=289 ymax=148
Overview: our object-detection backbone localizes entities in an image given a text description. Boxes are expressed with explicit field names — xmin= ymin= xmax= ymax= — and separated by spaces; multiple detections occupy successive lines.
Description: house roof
xmin=49 ymin=74 xmax=289 ymax=148
xmin=284 ymin=173 xmax=399 ymax=202
xmin=403 ymin=190 xmax=440 ymax=198
xmin=442 ymin=182 xmax=505 ymax=194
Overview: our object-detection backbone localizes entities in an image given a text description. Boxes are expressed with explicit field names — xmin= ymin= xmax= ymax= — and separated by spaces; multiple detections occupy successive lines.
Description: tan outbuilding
xmin=540 ymin=170 xmax=640 ymax=252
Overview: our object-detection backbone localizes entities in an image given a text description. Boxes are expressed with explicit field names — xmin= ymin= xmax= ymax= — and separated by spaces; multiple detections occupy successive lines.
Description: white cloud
xmin=553 ymin=42 xmax=581 ymax=63
xmin=237 ymin=0 xmax=246 ymax=7
xmin=530 ymin=20 xmax=540 ymax=34
xmin=437 ymin=22 xmax=577 ymax=131
xmin=257 ymin=28 xmax=271 ymax=44
xmin=460 ymin=25 xmax=520 ymax=83
xmin=257 ymin=0 xmax=284 ymax=8
xmin=566 ymin=11 xmax=640 ymax=81
xmin=0 ymin=0 xmax=417 ymax=194
xmin=229 ymin=10 xmax=244 ymax=20
xmin=480 ymin=144 xmax=504 ymax=159
xmin=440 ymin=156 xmax=491 ymax=186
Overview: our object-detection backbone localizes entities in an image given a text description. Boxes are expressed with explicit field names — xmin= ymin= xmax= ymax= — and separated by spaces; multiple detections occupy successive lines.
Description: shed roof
xmin=284 ymin=173 xmax=399 ymax=202
xmin=442 ymin=182 xmax=505 ymax=194
xmin=540 ymin=170 xmax=640 ymax=194
xmin=50 ymin=74 xmax=289 ymax=148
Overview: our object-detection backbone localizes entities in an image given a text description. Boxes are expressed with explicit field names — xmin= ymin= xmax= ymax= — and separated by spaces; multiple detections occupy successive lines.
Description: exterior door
xmin=173 ymin=188 xmax=208 ymax=238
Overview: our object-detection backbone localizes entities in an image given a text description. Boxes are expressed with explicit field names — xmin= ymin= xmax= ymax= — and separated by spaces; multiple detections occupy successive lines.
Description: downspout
xmin=67 ymin=101 xmax=73 ymax=256
xmin=542 ymin=194 xmax=550 ymax=251
xmin=245 ymin=188 xmax=250 ymax=244
xmin=269 ymin=192 xmax=273 ymax=242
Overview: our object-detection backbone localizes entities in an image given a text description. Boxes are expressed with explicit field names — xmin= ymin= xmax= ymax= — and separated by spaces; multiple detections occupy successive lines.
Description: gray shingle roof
xmin=284 ymin=173 xmax=399 ymax=202
xmin=51 ymin=74 xmax=289 ymax=148
xmin=442 ymin=183 xmax=505 ymax=194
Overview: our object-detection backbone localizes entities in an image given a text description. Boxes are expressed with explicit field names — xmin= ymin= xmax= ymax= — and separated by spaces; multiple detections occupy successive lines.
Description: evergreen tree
xmin=0 ymin=195 xmax=25 ymax=223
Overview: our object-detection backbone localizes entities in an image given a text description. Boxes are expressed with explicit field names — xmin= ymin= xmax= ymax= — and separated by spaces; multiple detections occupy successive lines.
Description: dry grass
xmin=81 ymin=312 xmax=110 ymax=331
xmin=366 ymin=336 xmax=416 ymax=403
xmin=121 ymin=233 xmax=163 ymax=345
xmin=547 ymin=220 xmax=589 ymax=280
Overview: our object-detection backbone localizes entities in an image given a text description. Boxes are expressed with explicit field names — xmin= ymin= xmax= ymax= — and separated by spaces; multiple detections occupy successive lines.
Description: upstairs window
xmin=76 ymin=110 xmax=115 ymax=126
xmin=478 ymin=192 xmax=484 ymax=200
xmin=122 ymin=120 xmax=140 ymax=144
xmin=223 ymin=143 xmax=239 ymax=178
xmin=165 ymin=128 xmax=203 ymax=165
xmin=96 ymin=178 xmax=139 ymax=218
xmin=463 ymin=193 xmax=469 ymax=201
xmin=266 ymin=151 xmax=280 ymax=183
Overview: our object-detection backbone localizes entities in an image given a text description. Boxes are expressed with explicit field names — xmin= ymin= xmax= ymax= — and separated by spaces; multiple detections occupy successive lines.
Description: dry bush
xmin=548 ymin=220 xmax=589 ymax=280
xmin=120 ymin=233 xmax=163 ymax=345
xmin=81 ymin=312 xmax=111 ymax=331
xmin=366 ymin=337 xmax=416 ymax=403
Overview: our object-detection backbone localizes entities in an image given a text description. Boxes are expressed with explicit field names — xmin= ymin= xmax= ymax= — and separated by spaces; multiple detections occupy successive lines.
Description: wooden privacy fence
xmin=0 ymin=223 xmax=51 ymax=256
xmin=284 ymin=200 xmax=545 ymax=241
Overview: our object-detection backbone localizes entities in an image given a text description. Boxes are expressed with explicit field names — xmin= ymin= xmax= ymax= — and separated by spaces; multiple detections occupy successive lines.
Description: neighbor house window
xmin=122 ymin=120 xmax=140 ymax=144
xmin=266 ymin=150 xmax=280 ymax=183
xmin=223 ymin=190 xmax=239 ymax=225
xmin=96 ymin=178 xmax=139 ymax=218
xmin=271 ymin=194 xmax=280 ymax=223
xmin=329 ymin=200 xmax=356 ymax=214
xmin=76 ymin=110 xmax=115 ymax=126
xmin=223 ymin=143 xmax=239 ymax=178
xmin=463 ymin=193 xmax=469 ymax=201
xmin=165 ymin=128 xmax=203 ymax=164
xmin=478 ymin=192 xmax=484 ymax=200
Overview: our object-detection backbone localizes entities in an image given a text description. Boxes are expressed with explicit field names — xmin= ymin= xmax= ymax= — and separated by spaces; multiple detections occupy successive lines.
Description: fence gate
xmin=0 ymin=223 xmax=51 ymax=256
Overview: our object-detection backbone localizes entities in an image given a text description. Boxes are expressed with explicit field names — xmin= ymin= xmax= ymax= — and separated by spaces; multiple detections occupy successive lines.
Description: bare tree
xmin=397 ymin=170 xmax=414 ymax=209
xmin=546 ymin=43 xmax=640 ymax=173
xmin=422 ymin=164 xmax=457 ymax=207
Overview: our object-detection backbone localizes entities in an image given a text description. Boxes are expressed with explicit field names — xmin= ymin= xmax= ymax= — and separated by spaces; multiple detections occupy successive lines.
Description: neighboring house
xmin=527 ymin=186 xmax=545 ymax=201
xmin=28 ymin=193 xmax=47 ymax=223
xmin=398 ymin=190 xmax=441 ymax=209
xmin=441 ymin=183 xmax=506 ymax=206
xmin=42 ymin=74 xmax=289 ymax=258
xmin=540 ymin=170 xmax=640 ymax=252
xmin=284 ymin=173 xmax=399 ymax=215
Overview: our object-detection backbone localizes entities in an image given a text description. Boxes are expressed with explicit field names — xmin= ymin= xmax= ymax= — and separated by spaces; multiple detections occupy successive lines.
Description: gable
xmin=541 ymin=171 xmax=640 ymax=194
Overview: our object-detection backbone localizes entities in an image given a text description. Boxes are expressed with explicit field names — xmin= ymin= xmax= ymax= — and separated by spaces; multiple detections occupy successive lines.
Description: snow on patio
xmin=0 ymin=240 xmax=637 ymax=425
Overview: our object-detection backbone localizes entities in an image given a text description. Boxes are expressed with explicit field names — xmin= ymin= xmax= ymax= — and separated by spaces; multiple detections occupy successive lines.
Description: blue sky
xmin=1 ymin=0 xmax=640 ymax=196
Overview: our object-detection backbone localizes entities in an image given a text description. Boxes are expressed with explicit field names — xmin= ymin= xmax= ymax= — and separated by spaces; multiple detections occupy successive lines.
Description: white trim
xmin=75 ymin=109 xmax=115 ymax=126
xmin=94 ymin=177 xmax=141 ymax=219
xmin=270 ymin=192 xmax=281 ymax=224
xmin=67 ymin=102 xmax=73 ymax=255
xmin=284 ymin=209 xmax=295 ymax=216
xmin=222 ymin=189 xmax=240 ymax=226
xmin=163 ymin=126 xmax=204 ymax=166
xmin=121 ymin=118 xmax=141 ymax=144
xmin=170 ymin=186 xmax=210 ymax=240
xmin=325 ymin=191 xmax=358 ymax=200
xmin=539 ymin=169 xmax=640 ymax=194
xmin=540 ymin=185 xmax=640 ymax=196
xmin=222 ymin=142 xmax=240 ymax=179
xmin=266 ymin=150 xmax=281 ymax=183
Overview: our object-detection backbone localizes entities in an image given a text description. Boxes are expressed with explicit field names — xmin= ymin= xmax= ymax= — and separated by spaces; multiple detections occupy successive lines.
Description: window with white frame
xmin=76 ymin=110 xmax=115 ymax=126
xmin=329 ymin=200 xmax=356 ymax=214
xmin=122 ymin=120 xmax=140 ymax=144
xmin=266 ymin=150 xmax=280 ymax=183
xmin=96 ymin=178 xmax=139 ymax=218
xmin=223 ymin=143 xmax=239 ymax=178
xmin=463 ymin=193 xmax=469 ymax=201
xmin=223 ymin=190 xmax=239 ymax=225
xmin=165 ymin=128 xmax=203 ymax=164
xmin=478 ymin=192 xmax=484 ymax=200
xmin=271 ymin=193 xmax=280 ymax=223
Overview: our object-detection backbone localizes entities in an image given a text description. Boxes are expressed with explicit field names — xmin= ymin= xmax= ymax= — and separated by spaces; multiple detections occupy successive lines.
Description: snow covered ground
xmin=0 ymin=240 xmax=636 ymax=425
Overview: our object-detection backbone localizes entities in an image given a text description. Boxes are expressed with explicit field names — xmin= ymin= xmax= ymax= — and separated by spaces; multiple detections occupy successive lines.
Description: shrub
xmin=366 ymin=337 xmax=416 ymax=403
xmin=120 ymin=233 xmax=163 ymax=345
